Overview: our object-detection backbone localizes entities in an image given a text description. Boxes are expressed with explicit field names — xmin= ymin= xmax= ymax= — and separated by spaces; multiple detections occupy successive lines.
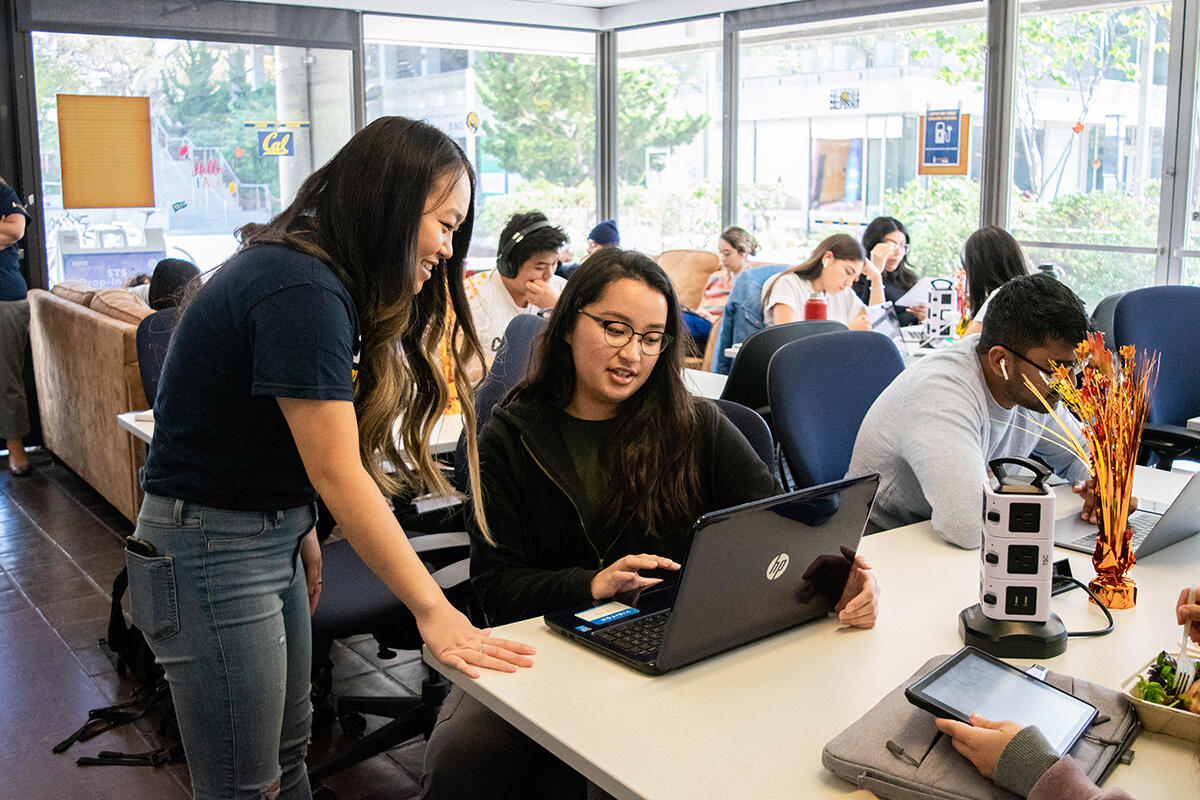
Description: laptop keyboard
xmin=593 ymin=611 xmax=671 ymax=657
xmin=1067 ymin=512 xmax=1156 ymax=550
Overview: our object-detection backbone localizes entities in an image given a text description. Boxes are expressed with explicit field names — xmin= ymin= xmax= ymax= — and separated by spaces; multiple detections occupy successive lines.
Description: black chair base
xmin=308 ymin=670 xmax=449 ymax=797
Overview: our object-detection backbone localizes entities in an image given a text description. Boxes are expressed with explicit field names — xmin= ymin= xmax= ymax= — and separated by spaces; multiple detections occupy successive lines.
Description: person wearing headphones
xmin=846 ymin=273 xmax=1096 ymax=549
xmin=465 ymin=211 xmax=568 ymax=362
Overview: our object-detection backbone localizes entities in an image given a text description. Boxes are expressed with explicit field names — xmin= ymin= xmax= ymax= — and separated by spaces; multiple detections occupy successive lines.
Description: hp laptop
xmin=543 ymin=474 xmax=879 ymax=675
xmin=1054 ymin=471 xmax=1200 ymax=557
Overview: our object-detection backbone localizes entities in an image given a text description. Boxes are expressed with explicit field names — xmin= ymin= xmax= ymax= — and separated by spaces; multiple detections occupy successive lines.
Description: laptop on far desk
xmin=1054 ymin=471 xmax=1200 ymax=557
xmin=543 ymin=474 xmax=879 ymax=675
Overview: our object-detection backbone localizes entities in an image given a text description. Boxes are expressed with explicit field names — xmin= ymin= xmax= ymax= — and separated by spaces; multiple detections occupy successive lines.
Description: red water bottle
xmin=804 ymin=291 xmax=828 ymax=321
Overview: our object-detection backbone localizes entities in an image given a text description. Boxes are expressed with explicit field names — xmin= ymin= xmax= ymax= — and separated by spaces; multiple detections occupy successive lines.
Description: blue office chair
xmin=135 ymin=306 xmax=181 ymax=407
xmin=712 ymin=264 xmax=788 ymax=375
xmin=1089 ymin=292 xmax=1125 ymax=350
xmin=768 ymin=330 xmax=905 ymax=489
xmin=1112 ymin=286 xmax=1200 ymax=470
xmin=453 ymin=314 xmax=548 ymax=491
xmin=720 ymin=319 xmax=847 ymax=421
xmin=712 ymin=398 xmax=774 ymax=469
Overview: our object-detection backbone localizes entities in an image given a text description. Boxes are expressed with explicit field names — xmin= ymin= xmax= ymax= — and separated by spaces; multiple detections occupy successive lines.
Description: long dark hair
xmin=514 ymin=248 xmax=701 ymax=535
xmin=762 ymin=233 xmax=866 ymax=313
xmin=862 ymin=216 xmax=918 ymax=290
xmin=148 ymin=258 xmax=200 ymax=310
xmin=962 ymin=226 xmax=1029 ymax=317
xmin=234 ymin=116 xmax=491 ymax=538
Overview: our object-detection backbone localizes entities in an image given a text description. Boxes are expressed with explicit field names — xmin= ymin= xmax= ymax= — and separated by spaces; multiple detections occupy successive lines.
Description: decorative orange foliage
xmin=1026 ymin=332 xmax=1157 ymax=605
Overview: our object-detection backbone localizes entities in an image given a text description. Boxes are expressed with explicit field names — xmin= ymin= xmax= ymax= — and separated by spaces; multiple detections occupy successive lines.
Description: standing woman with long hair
xmin=961 ymin=226 xmax=1029 ymax=335
xmin=854 ymin=216 xmax=927 ymax=325
xmin=422 ymin=249 xmax=880 ymax=799
xmin=128 ymin=117 xmax=534 ymax=800
xmin=0 ymin=174 xmax=32 ymax=475
xmin=761 ymin=233 xmax=877 ymax=330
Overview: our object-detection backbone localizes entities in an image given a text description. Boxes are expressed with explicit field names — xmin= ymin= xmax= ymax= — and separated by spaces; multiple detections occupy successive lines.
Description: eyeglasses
xmin=579 ymin=310 xmax=672 ymax=356
xmin=1001 ymin=345 xmax=1082 ymax=388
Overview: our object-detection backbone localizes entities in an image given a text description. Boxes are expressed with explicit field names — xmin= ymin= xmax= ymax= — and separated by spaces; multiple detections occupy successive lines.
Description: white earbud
xmin=1000 ymin=359 xmax=1009 ymax=380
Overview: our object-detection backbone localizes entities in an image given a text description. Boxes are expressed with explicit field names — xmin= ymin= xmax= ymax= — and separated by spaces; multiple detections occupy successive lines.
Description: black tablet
xmin=905 ymin=647 xmax=1097 ymax=755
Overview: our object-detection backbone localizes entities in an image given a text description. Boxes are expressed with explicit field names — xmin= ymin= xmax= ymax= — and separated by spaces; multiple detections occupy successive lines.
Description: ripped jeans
xmin=127 ymin=493 xmax=316 ymax=800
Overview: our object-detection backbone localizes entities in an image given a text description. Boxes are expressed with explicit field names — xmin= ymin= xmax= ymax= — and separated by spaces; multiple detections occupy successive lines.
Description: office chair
xmin=712 ymin=398 xmax=774 ymax=470
xmin=453 ymin=314 xmax=548 ymax=491
xmin=1089 ymin=292 xmax=1125 ymax=349
xmin=1112 ymin=286 xmax=1200 ymax=470
xmin=720 ymin=319 xmax=847 ymax=421
xmin=135 ymin=306 xmax=182 ymax=407
xmin=768 ymin=330 xmax=905 ymax=489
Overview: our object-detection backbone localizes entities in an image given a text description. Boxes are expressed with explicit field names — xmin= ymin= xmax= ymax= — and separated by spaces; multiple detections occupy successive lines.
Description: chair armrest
xmin=430 ymin=558 xmax=470 ymax=592
xmin=1142 ymin=422 xmax=1200 ymax=450
xmin=410 ymin=531 xmax=470 ymax=555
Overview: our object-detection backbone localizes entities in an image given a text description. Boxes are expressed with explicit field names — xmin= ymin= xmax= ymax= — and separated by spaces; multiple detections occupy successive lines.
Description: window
xmin=364 ymin=16 xmax=597 ymax=266
xmin=32 ymin=32 xmax=353 ymax=286
xmin=736 ymin=5 xmax=985 ymax=274
xmin=616 ymin=19 xmax=723 ymax=256
xmin=1007 ymin=2 xmax=1172 ymax=308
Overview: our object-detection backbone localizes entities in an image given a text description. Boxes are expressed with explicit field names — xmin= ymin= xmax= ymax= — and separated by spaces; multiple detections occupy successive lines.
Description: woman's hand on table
xmin=418 ymin=602 xmax=536 ymax=679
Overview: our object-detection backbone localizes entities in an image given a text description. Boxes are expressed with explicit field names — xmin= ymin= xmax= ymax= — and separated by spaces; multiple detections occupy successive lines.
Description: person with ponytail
xmin=761 ymin=233 xmax=879 ymax=330
xmin=422 ymin=248 xmax=879 ymax=799
xmin=128 ymin=117 xmax=534 ymax=800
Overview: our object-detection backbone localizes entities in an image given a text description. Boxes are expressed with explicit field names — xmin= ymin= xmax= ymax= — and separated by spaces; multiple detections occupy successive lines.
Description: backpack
xmin=53 ymin=567 xmax=184 ymax=767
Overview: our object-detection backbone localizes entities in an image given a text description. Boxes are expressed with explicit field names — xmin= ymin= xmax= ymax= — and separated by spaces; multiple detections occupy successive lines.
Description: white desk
xmin=118 ymin=410 xmax=464 ymax=455
xmin=425 ymin=467 xmax=1196 ymax=800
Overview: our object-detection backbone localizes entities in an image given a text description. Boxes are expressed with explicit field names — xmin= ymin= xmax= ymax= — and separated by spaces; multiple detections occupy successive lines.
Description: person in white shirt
xmin=847 ymin=273 xmax=1096 ymax=548
xmin=465 ymin=211 xmax=568 ymax=361
xmin=761 ymin=233 xmax=882 ymax=329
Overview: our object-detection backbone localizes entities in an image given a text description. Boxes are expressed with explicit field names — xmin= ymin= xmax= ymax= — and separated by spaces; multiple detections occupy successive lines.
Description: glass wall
xmin=616 ymin=19 xmax=723 ymax=256
xmin=32 ymin=32 xmax=353 ymax=285
xmin=736 ymin=4 xmax=985 ymax=272
xmin=1007 ymin=1 xmax=1171 ymax=308
xmin=363 ymin=16 xmax=597 ymax=266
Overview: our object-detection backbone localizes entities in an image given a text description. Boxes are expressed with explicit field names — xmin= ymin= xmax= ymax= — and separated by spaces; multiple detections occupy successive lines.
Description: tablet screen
xmin=912 ymin=649 xmax=1095 ymax=755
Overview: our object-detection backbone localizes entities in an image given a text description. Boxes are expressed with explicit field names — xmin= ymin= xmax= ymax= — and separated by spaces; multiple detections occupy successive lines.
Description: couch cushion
xmin=50 ymin=280 xmax=95 ymax=306
xmin=90 ymin=288 xmax=155 ymax=325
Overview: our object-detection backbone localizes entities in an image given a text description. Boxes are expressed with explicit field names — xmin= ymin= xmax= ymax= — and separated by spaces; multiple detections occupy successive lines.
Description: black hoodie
xmin=468 ymin=394 xmax=779 ymax=625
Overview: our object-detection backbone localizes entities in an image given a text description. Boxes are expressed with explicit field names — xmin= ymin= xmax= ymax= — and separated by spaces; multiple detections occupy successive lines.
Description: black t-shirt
xmin=0 ymin=182 xmax=31 ymax=302
xmin=143 ymin=244 xmax=357 ymax=510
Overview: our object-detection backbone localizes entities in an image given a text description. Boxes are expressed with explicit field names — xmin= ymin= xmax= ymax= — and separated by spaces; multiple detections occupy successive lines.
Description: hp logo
xmin=766 ymin=553 xmax=790 ymax=581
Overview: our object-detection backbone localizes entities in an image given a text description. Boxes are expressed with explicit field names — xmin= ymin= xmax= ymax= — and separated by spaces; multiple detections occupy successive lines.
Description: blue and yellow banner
xmin=258 ymin=130 xmax=294 ymax=157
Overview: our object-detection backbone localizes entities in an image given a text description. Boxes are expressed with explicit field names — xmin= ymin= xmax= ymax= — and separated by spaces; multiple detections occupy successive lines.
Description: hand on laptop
xmin=835 ymin=554 xmax=879 ymax=628
xmin=592 ymin=553 xmax=681 ymax=600
xmin=1072 ymin=479 xmax=1138 ymax=524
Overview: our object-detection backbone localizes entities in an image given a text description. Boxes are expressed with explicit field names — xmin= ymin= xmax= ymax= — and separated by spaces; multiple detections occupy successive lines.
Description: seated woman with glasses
xmin=961 ymin=226 xmax=1030 ymax=336
xmin=853 ymin=216 xmax=928 ymax=326
xmin=422 ymin=248 xmax=881 ymax=800
xmin=761 ymin=233 xmax=878 ymax=330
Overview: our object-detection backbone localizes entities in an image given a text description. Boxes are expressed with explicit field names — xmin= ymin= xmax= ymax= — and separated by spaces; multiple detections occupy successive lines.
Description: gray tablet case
xmin=822 ymin=655 xmax=1139 ymax=800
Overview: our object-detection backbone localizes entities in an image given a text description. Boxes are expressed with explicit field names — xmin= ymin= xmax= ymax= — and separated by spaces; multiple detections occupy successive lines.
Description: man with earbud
xmin=465 ymin=211 xmax=568 ymax=365
xmin=846 ymin=273 xmax=1096 ymax=548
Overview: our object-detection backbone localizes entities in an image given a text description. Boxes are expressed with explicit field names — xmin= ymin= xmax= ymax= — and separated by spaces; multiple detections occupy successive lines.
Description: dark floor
xmin=0 ymin=449 xmax=429 ymax=800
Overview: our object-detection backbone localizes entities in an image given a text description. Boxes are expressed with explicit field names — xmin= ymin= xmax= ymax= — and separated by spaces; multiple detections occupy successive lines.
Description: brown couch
xmin=29 ymin=283 xmax=154 ymax=522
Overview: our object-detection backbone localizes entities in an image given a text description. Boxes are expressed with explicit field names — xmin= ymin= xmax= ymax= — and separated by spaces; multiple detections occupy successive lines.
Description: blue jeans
xmin=127 ymin=493 xmax=317 ymax=800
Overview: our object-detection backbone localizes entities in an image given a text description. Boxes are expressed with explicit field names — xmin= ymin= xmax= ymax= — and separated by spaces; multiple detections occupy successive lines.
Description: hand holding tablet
xmin=905 ymin=647 xmax=1097 ymax=756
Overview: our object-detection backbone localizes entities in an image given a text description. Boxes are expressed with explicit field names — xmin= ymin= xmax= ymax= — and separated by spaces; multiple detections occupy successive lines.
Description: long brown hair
xmin=762 ymin=233 xmax=867 ymax=313
xmin=235 ymin=117 xmax=491 ymax=539
xmin=512 ymin=249 xmax=701 ymax=535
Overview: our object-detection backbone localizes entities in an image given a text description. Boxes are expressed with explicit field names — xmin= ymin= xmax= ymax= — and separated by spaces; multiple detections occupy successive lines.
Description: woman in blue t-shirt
xmin=0 ymin=176 xmax=32 ymax=475
xmin=129 ymin=118 xmax=534 ymax=800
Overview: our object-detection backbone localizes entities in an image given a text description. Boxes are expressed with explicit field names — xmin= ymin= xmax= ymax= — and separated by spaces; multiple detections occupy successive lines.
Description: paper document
xmin=894 ymin=277 xmax=949 ymax=307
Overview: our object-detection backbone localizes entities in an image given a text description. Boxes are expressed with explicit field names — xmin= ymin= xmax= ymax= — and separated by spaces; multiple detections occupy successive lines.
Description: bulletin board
xmin=57 ymin=94 xmax=154 ymax=208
